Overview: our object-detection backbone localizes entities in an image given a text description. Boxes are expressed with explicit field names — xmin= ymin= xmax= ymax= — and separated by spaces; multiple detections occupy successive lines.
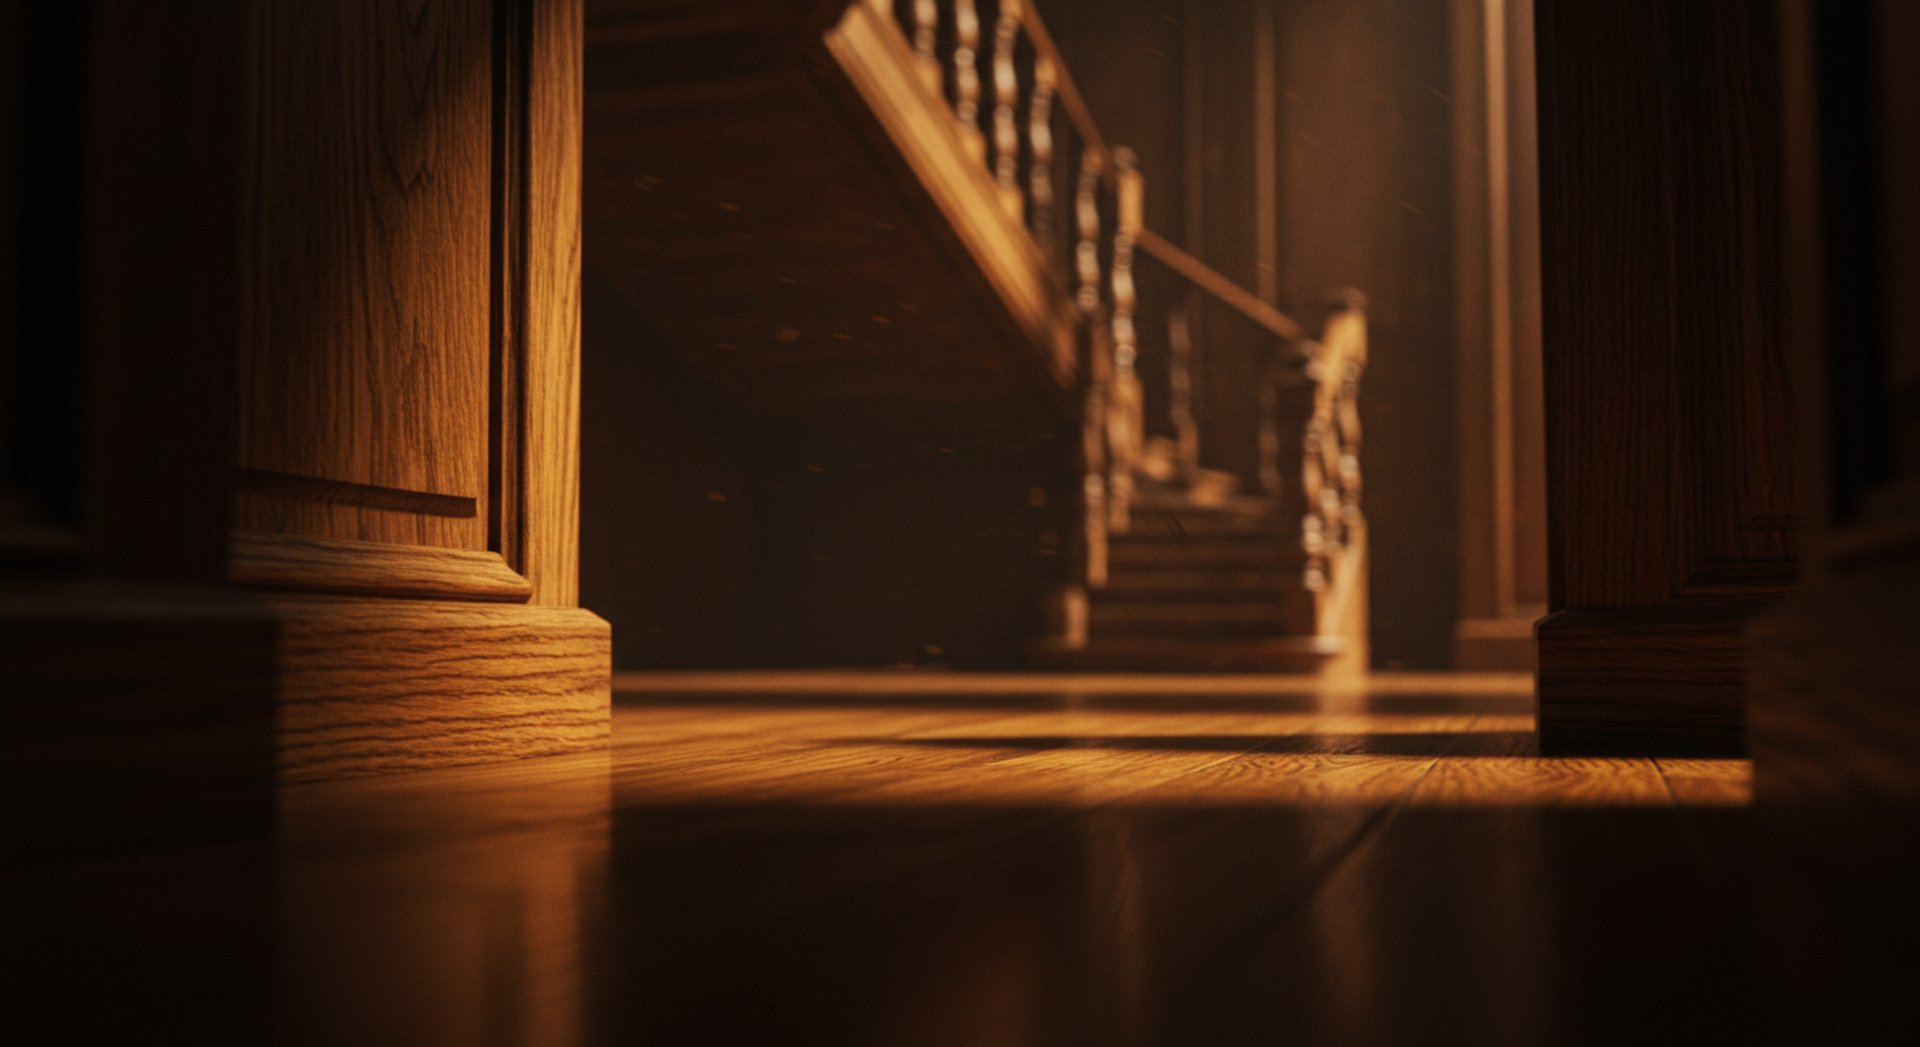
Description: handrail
xmin=1134 ymin=227 xmax=1305 ymax=345
xmin=1012 ymin=3 xmax=1109 ymax=164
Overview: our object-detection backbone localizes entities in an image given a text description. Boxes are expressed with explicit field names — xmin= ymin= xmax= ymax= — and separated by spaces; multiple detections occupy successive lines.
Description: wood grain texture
xmin=237 ymin=0 xmax=493 ymax=550
xmin=12 ymin=670 xmax=1777 ymax=1043
xmin=1536 ymin=0 xmax=1794 ymax=607
xmin=1536 ymin=608 xmax=1745 ymax=755
xmin=1655 ymin=757 xmax=1753 ymax=808
xmin=233 ymin=468 xmax=479 ymax=518
xmin=824 ymin=0 xmax=1077 ymax=385
xmin=1534 ymin=0 xmax=1795 ymax=751
xmin=598 ymin=672 xmax=1554 ymax=810
xmin=1452 ymin=0 xmax=1547 ymax=672
xmin=273 ymin=598 xmax=609 ymax=783
xmin=230 ymin=530 xmax=533 ymax=602
xmin=518 ymin=0 xmax=584 ymax=606
xmin=224 ymin=0 xmax=606 ymax=774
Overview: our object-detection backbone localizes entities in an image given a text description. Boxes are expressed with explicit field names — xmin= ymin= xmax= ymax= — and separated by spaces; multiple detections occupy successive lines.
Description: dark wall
xmin=1042 ymin=0 xmax=1461 ymax=668
xmin=580 ymin=281 xmax=1075 ymax=670
xmin=1274 ymin=0 xmax=1459 ymax=670
xmin=579 ymin=279 xmax=760 ymax=669
xmin=748 ymin=439 xmax=1074 ymax=668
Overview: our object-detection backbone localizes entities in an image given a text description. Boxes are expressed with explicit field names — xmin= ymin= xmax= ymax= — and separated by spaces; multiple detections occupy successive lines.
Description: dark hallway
xmin=5 ymin=1 xmax=1919 ymax=1044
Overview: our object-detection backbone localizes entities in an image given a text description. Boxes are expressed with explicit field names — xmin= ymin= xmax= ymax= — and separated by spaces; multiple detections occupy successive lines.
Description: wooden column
xmin=1750 ymin=0 xmax=1920 ymax=1033
xmin=3 ymin=0 xmax=608 ymax=851
xmin=1533 ymin=0 xmax=1795 ymax=753
xmin=1452 ymin=0 xmax=1548 ymax=670
xmin=233 ymin=0 xmax=607 ymax=782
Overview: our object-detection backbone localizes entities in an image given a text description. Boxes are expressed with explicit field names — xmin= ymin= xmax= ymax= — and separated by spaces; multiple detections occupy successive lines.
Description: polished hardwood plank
xmin=9 ymin=671 xmax=1771 ymax=1046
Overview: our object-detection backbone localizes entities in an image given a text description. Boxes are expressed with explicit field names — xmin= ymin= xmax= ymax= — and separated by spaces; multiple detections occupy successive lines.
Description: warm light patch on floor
xmin=605 ymin=671 xmax=1749 ymax=809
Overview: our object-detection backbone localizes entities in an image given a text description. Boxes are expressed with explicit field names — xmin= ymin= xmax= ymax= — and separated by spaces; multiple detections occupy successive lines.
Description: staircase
xmin=1049 ymin=272 xmax=1372 ymax=674
xmin=1076 ymin=493 xmax=1331 ymax=670
xmin=584 ymin=0 xmax=1369 ymax=674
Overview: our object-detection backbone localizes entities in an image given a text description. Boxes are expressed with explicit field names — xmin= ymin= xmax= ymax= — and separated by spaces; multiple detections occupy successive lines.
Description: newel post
xmin=1533 ymin=0 xmax=1793 ymax=754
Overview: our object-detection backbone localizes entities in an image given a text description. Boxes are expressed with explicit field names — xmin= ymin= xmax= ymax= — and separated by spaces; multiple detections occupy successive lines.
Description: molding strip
xmin=233 ymin=468 xmax=479 ymax=518
xmin=230 ymin=530 xmax=533 ymax=603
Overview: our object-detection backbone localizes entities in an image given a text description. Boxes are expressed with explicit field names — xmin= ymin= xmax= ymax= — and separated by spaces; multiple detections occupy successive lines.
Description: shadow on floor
xmin=614 ymin=690 xmax=1532 ymax=717
xmin=837 ymin=731 xmax=1537 ymax=757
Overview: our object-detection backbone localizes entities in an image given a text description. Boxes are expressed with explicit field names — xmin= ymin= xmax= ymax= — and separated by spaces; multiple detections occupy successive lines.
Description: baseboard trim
xmin=1454 ymin=615 xmax=1540 ymax=671
xmin=1536 ymin=606 xmax=1750 ymax=756
xmin=270 ymin=598 xmax=611 ymax=783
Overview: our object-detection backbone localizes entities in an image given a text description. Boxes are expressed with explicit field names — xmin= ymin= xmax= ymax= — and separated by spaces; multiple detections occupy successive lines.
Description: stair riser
xmin=1033 ymin=638 xmax=1340 ymax=672
xmin=1108 ymin=549 xmax=1304 ymax=569
xmin=1097 ymin=569 xmax=1306 ymax=594
xmin=1117 ymin=518 xmax=1290 ymax=540
xmin=1087 ymin=611 xmax=1317 ymax=638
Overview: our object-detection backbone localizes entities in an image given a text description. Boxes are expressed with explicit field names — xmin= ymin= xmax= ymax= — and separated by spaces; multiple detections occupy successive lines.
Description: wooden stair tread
xmin=1033 ymin=635 xmax=1342 ymax=672
xmin=1090 ymin=607 xmax=1313 ymax=641
xmin=1115 ymin=517 xmax=1292 ymax=541
xmin=1091 ymin=578 xmax=1301 ymax=601
xmin=1128 ymin=491 xmax=1280 ymax=516
xmin=1090 ymin=493 xmax=1320 ymax=665
xmin=1107 ymin=543 xmax=1306 ymax=568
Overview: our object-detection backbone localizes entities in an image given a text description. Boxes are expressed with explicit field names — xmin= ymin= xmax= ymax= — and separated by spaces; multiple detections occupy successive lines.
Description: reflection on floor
xmin=10 ymin=672 xmax=1758 ymax=1045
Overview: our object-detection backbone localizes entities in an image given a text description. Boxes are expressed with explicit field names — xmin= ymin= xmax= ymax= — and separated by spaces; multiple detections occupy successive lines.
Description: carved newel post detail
xmin=1300 ymin=299 xmax=1368 ymax=594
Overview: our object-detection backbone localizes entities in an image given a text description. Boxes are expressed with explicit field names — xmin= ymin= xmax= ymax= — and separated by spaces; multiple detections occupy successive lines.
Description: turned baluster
xmin=952 ymin=0 xmax=984 ymax=161
xmin=991 ymin=0 xmax=1024 ymax=220
xmin=1107 ymin=149 xmax=1144 ymax=529
xmin=1074 ymin=154 xmax=1103 ymax=315
xmin=1027 ymin=56 xmax=1057 ymax=244
xmin=1257 ymin=344 xmax=1285 ymax=497
xmin=1075 ymin=150 xmax=1109 ymax=583
xmin=1081 ymin=374 xmax=1111 ymax=589
xmin=1168 ymin=304 xmax=1199 ymax=484
xmin=910 ymin=0 xmax=941 ymax=95
xmin=1109 ymin=150 xmax=1142 ymax=381
xmin=1300 ymin=405 xmax=1329 ymax=592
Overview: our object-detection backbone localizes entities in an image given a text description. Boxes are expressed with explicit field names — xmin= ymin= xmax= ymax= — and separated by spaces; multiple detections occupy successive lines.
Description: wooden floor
xmin=9 ymin=672 xmax=1768 ymax=1045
